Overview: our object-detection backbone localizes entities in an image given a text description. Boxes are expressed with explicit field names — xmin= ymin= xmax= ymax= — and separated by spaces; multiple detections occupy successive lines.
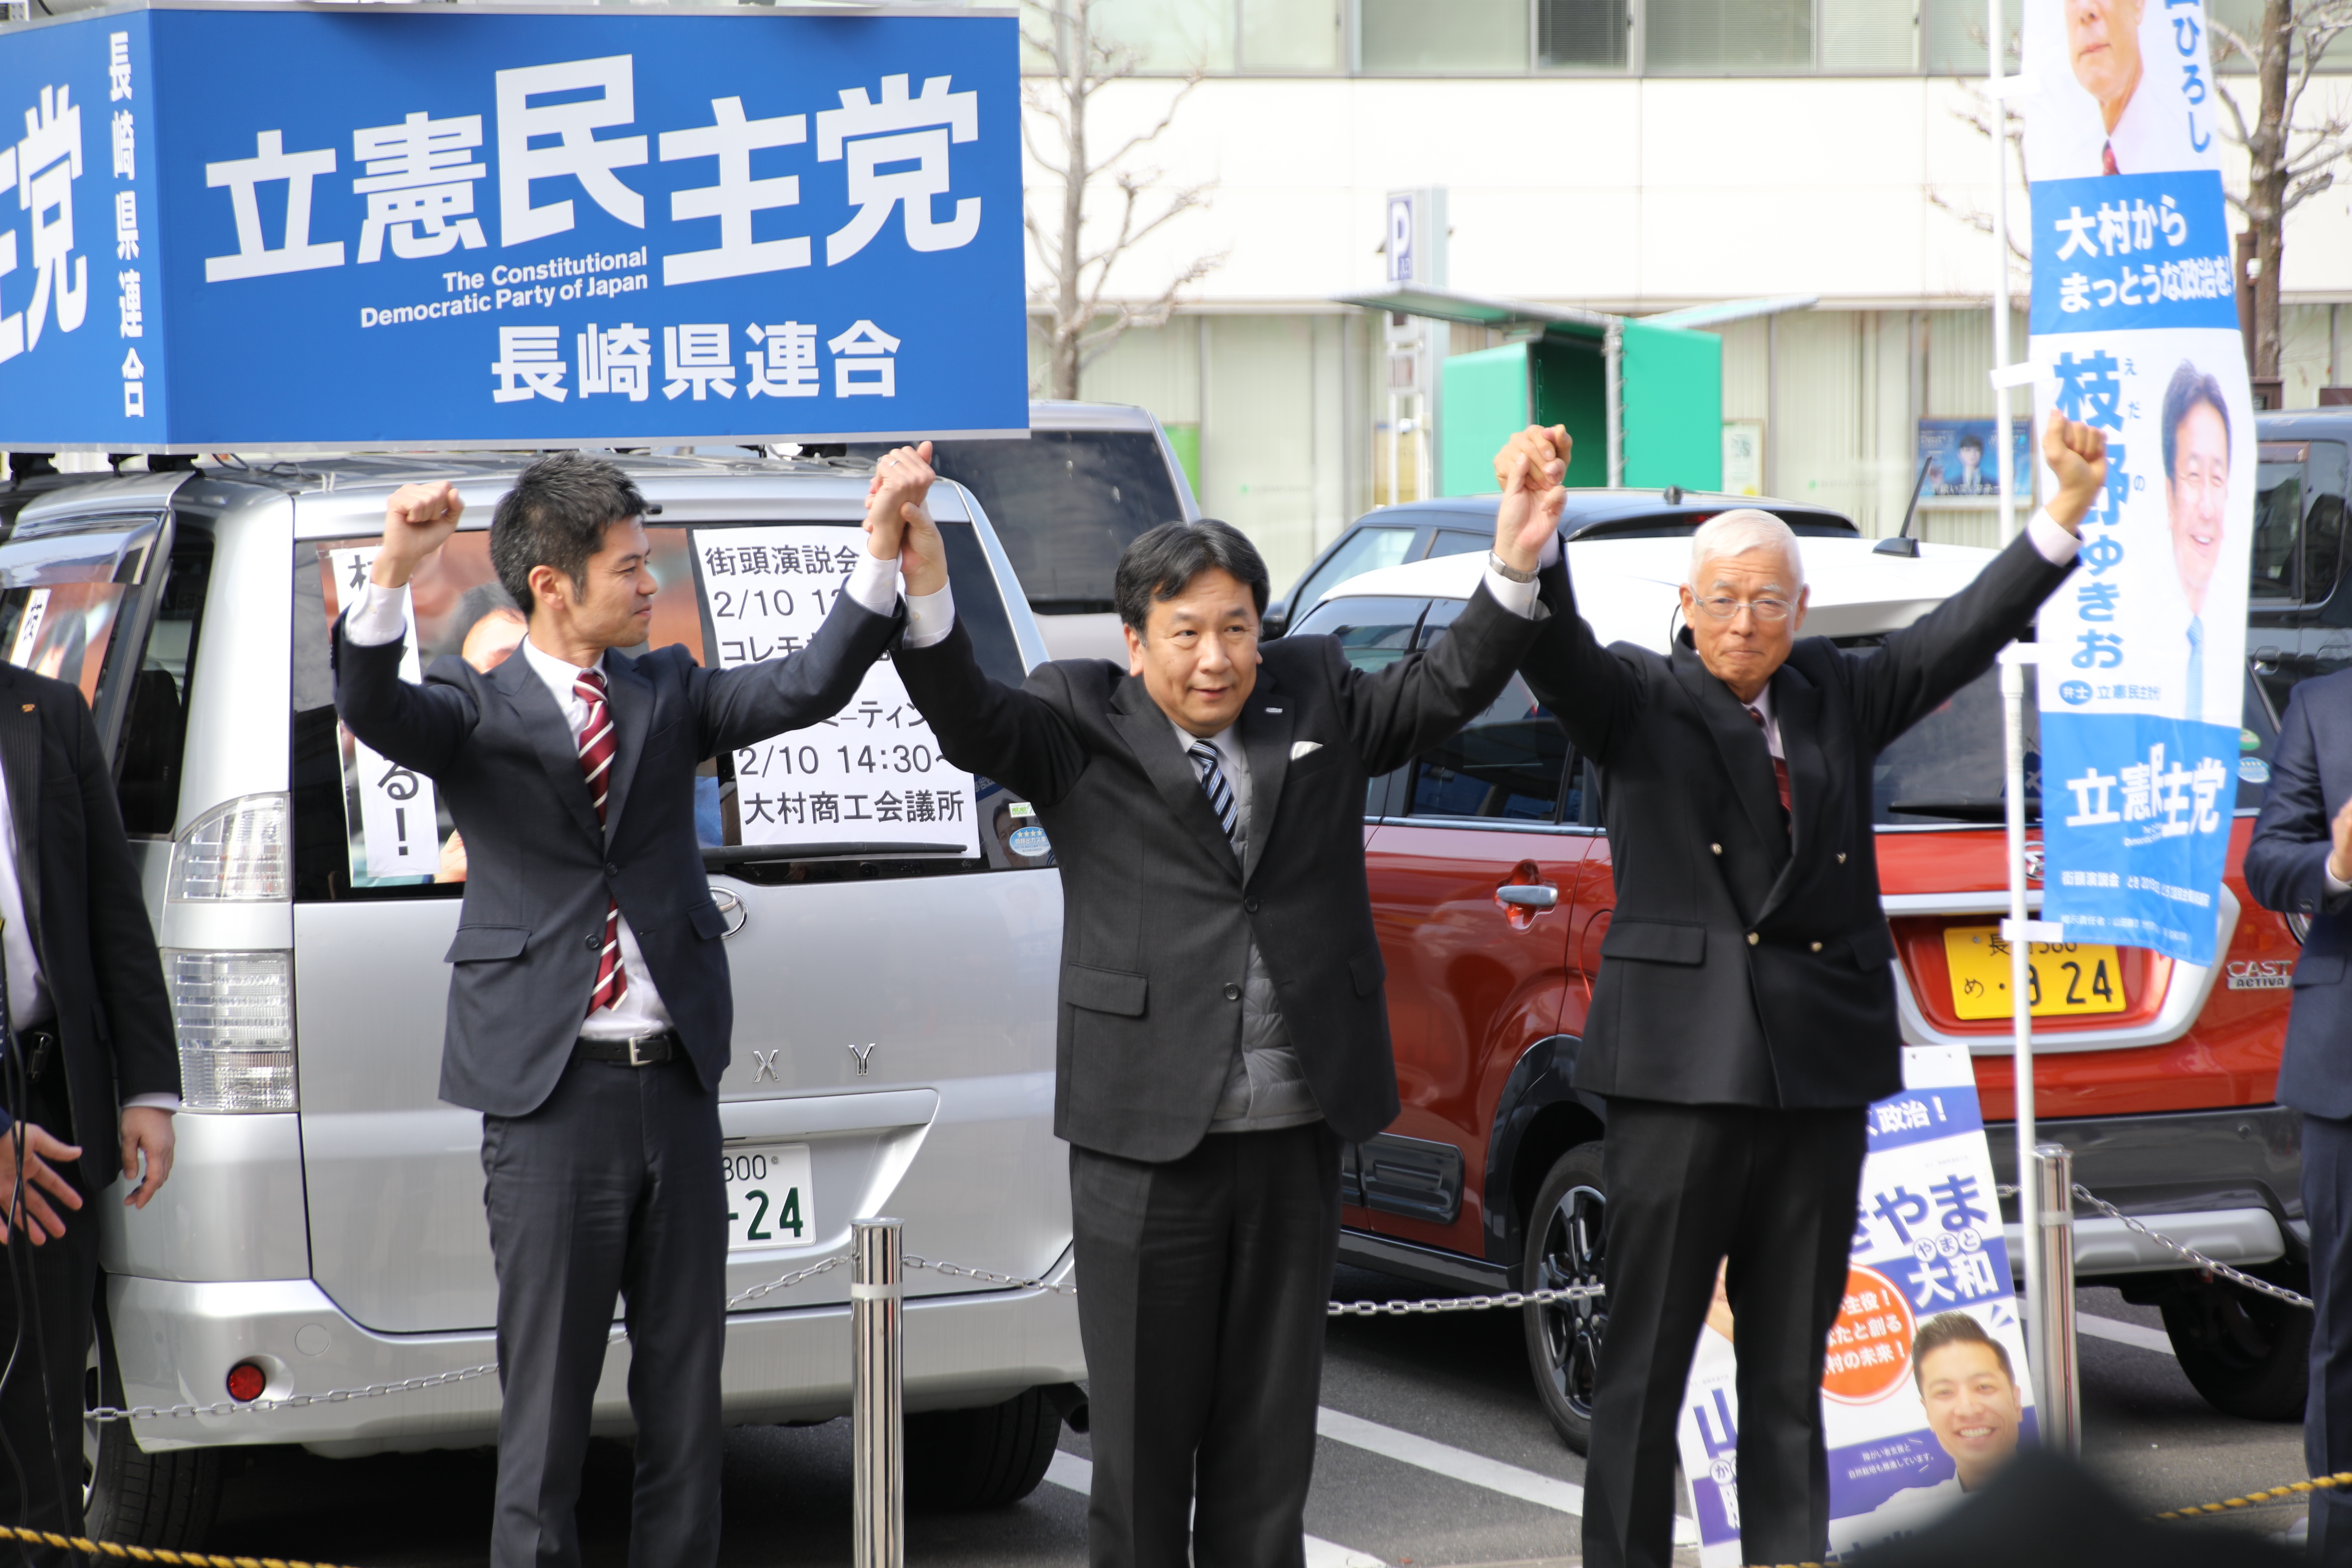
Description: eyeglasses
xmin=1693 ymin=595 xmax=1795 ymax=623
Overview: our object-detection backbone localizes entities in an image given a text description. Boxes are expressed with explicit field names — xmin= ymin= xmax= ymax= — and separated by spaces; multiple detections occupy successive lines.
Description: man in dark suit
xmin=867 ymin=440 xmax=1556 ymax=1565
xmin=0 ymin=661 xmax=179 ymax=1543
xmin=333 ymin=453 xmax=906 ymax=1568
xmin=2243 ymin=669 xmax=2352 ymax=1565
xmin=1507 ymin=417 xmax=2110 ymax=1568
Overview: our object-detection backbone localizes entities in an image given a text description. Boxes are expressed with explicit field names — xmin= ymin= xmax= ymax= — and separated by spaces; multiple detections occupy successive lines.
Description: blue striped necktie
xmin=1187 ymin=741 xmax=1240 ymax=854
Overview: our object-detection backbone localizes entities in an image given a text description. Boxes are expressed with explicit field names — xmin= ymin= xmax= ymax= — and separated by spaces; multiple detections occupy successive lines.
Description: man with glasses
xmin=1506 ymin=416 xmax=2110 ymax=1568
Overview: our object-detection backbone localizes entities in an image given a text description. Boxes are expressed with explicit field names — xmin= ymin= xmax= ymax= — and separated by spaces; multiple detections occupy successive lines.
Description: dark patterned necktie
xmin=1746 ymin=704 xmax=1791 ymax=819
xmin=1187 ymin=741 xmax=1241 ymax=855
xmin=575 ymin=668 xmax=628 ymax=1018
xmin=2102 ymin=141 xmax=2120 ymax=176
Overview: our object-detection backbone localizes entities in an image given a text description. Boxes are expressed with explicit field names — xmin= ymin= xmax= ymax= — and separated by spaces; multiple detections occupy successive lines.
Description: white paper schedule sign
xmin=326 ymin=547 xmax=444 ymax=880
xmin=693 ymin=527 xmax=980 ymax=857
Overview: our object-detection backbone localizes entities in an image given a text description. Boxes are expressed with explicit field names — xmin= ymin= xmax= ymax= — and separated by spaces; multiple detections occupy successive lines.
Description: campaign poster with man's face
xmin=2023 ymin=0 xmax=2220 ymax=182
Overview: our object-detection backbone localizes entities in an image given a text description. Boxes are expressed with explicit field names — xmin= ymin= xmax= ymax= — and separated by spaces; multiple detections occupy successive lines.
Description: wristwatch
xmin=1487 ymin=551 xmax=1537 ymax=584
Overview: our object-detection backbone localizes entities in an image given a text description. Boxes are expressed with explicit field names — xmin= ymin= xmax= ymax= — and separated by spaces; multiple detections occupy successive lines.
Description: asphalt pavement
xmin=199 ymin=1273 xmax=2310 ymax=1567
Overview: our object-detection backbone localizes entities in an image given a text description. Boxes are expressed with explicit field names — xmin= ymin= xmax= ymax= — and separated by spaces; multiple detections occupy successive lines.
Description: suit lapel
xmin=1669 ymin=641 xmax=1783 ymax=852
xmin=489 ymin=653 xmax=603 ymax=848
xmin=599 ymin=653 xmax=652 ymax=848
xmin=1108 ymin=675 xmax=1243 ymax=883
xmin=1236 ymin=678 xmax=1292 ymax=886
xmin=1757 ymin=663 xmax=1825 ymax=922
xmin=0 ymin=672 xmax=41 ymax=956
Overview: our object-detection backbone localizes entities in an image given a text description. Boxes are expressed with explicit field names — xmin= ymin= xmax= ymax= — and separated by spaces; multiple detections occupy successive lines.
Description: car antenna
xmin=1874 ymin=456 xmax=1933 ymax=557
xmin=1662 ymin=484 xmax=1683 ymax=505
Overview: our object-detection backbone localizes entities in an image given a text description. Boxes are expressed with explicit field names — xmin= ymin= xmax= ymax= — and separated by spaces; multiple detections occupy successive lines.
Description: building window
xmin=1246 ymin=0 xmax=1346 ymax=67
xmin=1920 ymin=0 xmax=2020 ymax=75
xmin=1359 ymin=0 xmax=1531 ymax=71
xmin=1645 ymin=0 xmax=1812 ymax=71
xmin=1089 ymin=0 xmax=1238 ymax=73
xmin=1538 ymin=0 xmax=1631 ymax=68
xmin=1820 ymin=0 xmax=1915 ymax=71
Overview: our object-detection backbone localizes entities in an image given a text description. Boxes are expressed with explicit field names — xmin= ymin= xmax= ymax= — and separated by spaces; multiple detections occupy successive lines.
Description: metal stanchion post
xmin=852 ymin=1217 xmax=905 ymax=1568
xmin=2031 ymin=1145 xmax=2082 ymax=1453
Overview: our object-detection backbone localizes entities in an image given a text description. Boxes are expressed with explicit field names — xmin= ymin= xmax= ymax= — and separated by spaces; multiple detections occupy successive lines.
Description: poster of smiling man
xmin=2019 ymin=0 xmax=2255 ymax=967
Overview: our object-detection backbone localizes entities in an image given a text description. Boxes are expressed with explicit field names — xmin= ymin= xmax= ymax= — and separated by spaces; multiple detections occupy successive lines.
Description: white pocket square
xmin=1290 ymin=741 xmax=1322 ymax=761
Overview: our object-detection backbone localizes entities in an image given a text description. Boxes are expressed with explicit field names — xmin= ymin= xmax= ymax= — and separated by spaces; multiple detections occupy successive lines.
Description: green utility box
xmin=1438 ymin=317 xmax=1723 ymax=496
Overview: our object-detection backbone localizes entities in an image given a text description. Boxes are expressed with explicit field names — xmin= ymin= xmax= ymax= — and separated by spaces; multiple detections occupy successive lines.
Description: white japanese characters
xmin=201 ymin=57 xmax=986 ymax=292
xmin=105 ymin=28 xmax=141 ymax=417
xmin=0 ymin=82 xmax=91 ymax=365
xmin=490 ymin=318 xmax=899 ymax=407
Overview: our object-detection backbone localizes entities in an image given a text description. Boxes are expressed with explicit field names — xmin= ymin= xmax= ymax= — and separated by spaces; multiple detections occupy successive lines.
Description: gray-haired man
xmin=1511 ymin=418 xmax=2109 ymax=1568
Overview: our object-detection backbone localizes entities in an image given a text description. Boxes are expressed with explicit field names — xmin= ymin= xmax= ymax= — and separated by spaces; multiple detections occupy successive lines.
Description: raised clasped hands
xmin=2041 ymin=416 xmax=2110 ymax=535
xmin=865 ymin=442 xmax=948 ymax=597
xmin=371 ymin=480 xmax=466 ymax=590
xmin=0 ymin=1121 xmax=83 ymax=1245
xmin=1491 ymin=425 xmax=1573 ymax=574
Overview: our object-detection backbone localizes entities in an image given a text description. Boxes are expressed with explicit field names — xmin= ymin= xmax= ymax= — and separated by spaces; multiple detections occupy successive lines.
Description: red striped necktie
xmin=1745 ymin=704 xmax=1791 ymax=819
xmin=574 ymin=667 xmax=628 ymax=1019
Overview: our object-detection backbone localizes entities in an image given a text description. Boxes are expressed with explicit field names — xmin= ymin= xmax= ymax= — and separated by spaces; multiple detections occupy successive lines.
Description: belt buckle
xmin=626 ymin=1035 xmax=661 ymax=1068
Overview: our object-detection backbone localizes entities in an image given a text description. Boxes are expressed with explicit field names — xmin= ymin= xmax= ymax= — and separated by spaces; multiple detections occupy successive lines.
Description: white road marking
xmin=1315 ymin=1406 xmax=1700 ymax=1548
xmin=1044 ymin=1451 xmax=1387 ymax=1567
xmin=2078 ymin=1311 xmax=2176 ymax=1356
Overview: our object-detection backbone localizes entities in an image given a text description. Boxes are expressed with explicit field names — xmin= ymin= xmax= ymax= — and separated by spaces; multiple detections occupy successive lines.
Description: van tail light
xmin=168 ymin=951 xmax=297 ymax=1113
xmin=169 ymin=793 xmax=290 ymax=903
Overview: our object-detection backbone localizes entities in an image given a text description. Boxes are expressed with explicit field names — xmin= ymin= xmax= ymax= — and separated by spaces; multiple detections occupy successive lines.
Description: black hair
xmin=1958 ymin=434 xmax=1984 ymax=455
xmin=1113 ymin=520 xmax=1269 ymax=632
xmin=1912 ymin=1311 xmax=2015 ymax=1388
xmin=2160 ymin=361 xmax=2232 ymax=482
xmin=489 ymin=451 xmax=647 ymax=619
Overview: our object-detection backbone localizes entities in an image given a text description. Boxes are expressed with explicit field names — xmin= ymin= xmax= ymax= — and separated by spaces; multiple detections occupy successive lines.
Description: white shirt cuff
xmin=1484 ymin=561 xmax=1540 ymax=620
xmin=2026 ymin=508 xmax=2080 ymax=566
xmin=1538 ymin=532 xmax=1562 ymax=569
xmin=845 ymin=548 xmax=900 ymax=619
xmin=344 ymin=575 xmax=410 ymax=646
xmin=123 ymin=1093 xmax=180 ymax=1114
xmin=904 ymin=584 xmax=956 ymax=649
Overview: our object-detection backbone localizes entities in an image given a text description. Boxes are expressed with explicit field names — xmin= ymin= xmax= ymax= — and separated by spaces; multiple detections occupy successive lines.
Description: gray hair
xmin=1689 ymin=508 xmax=1805 ymax=590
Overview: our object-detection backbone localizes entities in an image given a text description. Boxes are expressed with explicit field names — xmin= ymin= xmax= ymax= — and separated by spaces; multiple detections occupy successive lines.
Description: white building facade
xmin=1028 ymin=0 xmax=2352 ymax=587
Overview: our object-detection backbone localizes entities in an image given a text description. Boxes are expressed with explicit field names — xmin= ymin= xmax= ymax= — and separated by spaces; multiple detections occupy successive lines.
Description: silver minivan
xmin=0 ymin=454 xmax=1083 ymax=1547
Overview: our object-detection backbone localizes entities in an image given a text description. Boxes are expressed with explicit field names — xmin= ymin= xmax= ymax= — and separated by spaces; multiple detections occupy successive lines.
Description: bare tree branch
xmin=1023 ymin=0 xmax=1225 ymax=400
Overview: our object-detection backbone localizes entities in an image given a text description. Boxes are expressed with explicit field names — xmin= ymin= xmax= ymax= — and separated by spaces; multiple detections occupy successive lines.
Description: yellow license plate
xmin=1942 ymin=926 xmax=2127 ymax=1021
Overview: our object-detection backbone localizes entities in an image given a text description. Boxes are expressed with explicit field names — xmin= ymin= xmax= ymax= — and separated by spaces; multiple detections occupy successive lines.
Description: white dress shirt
xmin=343 ymin=545 xmax=907 ymax=1038
xmin=0 ymin=726 xmax=180 ymax=1111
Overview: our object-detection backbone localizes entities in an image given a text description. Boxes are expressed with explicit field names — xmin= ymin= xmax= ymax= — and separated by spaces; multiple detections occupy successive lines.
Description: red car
xmin=1291 ymin=508 xmax=2308 ymax=1451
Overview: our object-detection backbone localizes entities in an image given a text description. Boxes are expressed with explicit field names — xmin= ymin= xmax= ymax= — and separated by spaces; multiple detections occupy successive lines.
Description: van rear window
xmin=289 ymin=518 xmax=1036 ymax=902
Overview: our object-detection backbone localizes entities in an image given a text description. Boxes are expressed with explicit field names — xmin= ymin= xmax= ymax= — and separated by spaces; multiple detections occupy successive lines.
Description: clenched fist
xmin=371 ymin=481 xmax=466 ymax=590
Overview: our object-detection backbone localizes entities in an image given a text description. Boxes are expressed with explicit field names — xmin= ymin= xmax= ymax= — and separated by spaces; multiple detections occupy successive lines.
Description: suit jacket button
xmin=1223 ymin=983 xmax=1242 ymax=1001
xmin=586 ymin=933 xmax=601 ymax=949
xmin=1710 ymin=843 xmax=1722 ymax=856
xmin=1747 ymin=932 xmax=1759 ymax=946
xmin=1811 ymin=940 xmax=1824 ymax=953
xmin=1245 ymin=897 xmax=1260 ymax=914
xmin=606 ymin=862 xmax=620 ymax=878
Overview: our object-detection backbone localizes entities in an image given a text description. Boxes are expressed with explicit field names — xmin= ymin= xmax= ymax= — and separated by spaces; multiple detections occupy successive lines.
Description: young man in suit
xmin=866 ymin=439 xmax=1557 ymax=1567
xmin=2244 ymin=669 xmax=2352 ymax=1565
xmin=0 ymin=660 xmax=179 ymax=1543
xmin=1504 ymin=416 xmax=2110 ymax=1568
xmin=333 ymin=453 xmax=909 ymax=1568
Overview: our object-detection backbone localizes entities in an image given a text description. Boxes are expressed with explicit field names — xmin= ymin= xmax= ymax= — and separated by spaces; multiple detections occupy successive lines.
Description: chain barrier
xmin=85 ymin=1251 xmax=1592 ymax=1424
xmin=1994 ymin=1181 xmax=2314 ymax=1311
xmin=0 ymin=1520 xmax=366 ymax=1568
xmin=2151 ymin=1469 xmax=2352 ymax=1522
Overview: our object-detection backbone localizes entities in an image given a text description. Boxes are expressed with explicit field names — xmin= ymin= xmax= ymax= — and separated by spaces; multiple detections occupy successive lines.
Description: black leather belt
xmin=573 ymin=1030 xmax=679 ymax=1067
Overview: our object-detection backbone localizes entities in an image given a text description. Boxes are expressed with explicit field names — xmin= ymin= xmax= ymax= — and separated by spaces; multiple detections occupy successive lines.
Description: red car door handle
xmin=1497 ymin=884 xmax=1559 ymax=910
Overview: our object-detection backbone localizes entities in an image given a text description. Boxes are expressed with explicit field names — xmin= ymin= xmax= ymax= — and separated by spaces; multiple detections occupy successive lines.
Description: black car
xmin=2248 ymin=408 xmax=2351 ymax=709
xmin=1262 ymin=491 xmax=1860 ymax=638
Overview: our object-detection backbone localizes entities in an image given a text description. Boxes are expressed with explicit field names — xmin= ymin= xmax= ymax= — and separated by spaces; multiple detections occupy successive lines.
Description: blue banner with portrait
xmin=0 ymin=3 xmax=1026 ymax=449
xmin=2020 ymin=0 xmax=2252 ymax=968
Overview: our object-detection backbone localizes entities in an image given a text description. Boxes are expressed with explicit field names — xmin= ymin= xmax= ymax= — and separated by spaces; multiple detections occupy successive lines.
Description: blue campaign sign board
xmin=0 ymin=4 xmax=1026 ymax=449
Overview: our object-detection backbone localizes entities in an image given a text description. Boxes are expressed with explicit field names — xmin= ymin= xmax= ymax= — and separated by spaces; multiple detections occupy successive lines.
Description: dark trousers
xmin=0 ymin=1071 xmax=94 ymax=1554
xmin=1582 ymin=1099 xmax=1868 ymax=1568
xmin=2306 ymin=1111 xmax=2352 ymax=1564
xmin=1070 ymin=1122 xmax=1342 ymax=1568
xmin=483 ymin=1057 xmax=725 ymax=1568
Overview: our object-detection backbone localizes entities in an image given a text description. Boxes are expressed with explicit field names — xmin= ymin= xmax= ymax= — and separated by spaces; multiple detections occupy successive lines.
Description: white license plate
xmin=723 ymin=1142 xmax=814 ymax=1251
